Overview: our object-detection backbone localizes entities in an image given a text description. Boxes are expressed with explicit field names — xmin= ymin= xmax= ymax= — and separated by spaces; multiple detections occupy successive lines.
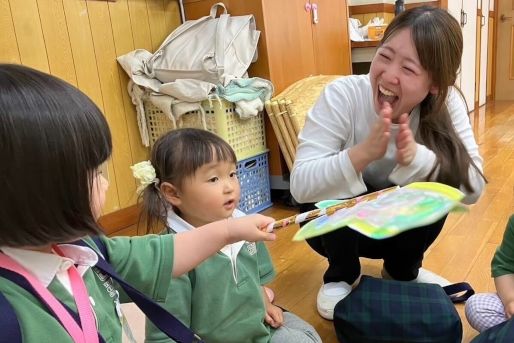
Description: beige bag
xmin=143 ymin=2 xmax=260 ymax=86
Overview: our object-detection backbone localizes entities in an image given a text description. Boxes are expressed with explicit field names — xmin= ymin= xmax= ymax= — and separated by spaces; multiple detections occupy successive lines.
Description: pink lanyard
xmin=0 ymin=247 xmax=99 ymax=343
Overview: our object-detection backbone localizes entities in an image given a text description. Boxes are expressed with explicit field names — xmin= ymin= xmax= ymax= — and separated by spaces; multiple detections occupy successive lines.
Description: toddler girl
xmin=138 ymin=128 xmax=321 ymax=343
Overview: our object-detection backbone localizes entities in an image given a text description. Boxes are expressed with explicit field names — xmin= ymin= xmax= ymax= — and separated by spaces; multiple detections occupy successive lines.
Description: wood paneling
xmin=495 ymin=0 xmax=514 ymax=98
xmin=351 ymin=40 xmax=380 ymax=48
xmin=511 ymin=26 xmax=514 ymax=79
xmin=38 ymin=0 xmax=77 ymax=85
xmin=109 ymin=0 xmax=152 ymax=174
xmin=0 ymin=0 xmax=182 ymax=214
xmin=0 ymin=0 xmax=20 ymax=64
xmin=487 ymin=17 xmax=494 ymax=97
xmin=312 ymin=0 xmax=352 ymax=75
xmin=99 ymin=204 xmax=141 ymax=236
xmin=475 ymin=9 xmax=482 ymax=106
xmin=10 ymin=0 xmax=49 ymax=71
xmin=252 ymin=0 xmax=318 ymax=93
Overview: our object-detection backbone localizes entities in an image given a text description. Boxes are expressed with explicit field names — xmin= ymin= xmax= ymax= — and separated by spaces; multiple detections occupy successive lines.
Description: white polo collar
xmin=166 ymin=209 xmax=246 ymax=259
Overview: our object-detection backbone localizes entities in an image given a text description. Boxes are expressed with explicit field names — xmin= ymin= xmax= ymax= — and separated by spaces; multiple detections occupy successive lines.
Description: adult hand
xmin=349 ymin=102 xmax=392 ymax=172
xmin=395 ymin=113 xmax=417 ymax=166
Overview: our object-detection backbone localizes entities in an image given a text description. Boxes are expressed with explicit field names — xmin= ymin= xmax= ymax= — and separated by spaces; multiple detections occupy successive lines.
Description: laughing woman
xmin=290 ymin=6 xmax=486 ymax=321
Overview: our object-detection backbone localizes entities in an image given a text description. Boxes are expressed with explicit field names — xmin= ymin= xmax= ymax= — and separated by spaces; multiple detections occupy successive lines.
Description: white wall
xmin=447 ymin=2 xmax=478 ymax=110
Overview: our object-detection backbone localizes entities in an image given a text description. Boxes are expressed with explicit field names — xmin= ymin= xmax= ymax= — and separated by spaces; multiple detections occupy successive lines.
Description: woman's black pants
xmin=300 ymin=190 xmax=447 ymax=284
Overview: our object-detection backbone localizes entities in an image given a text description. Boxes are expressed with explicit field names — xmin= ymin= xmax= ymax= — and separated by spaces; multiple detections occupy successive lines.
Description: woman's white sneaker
xmin=381 ymin=267 xmax=451 ymax=286
xmin=415 ymin=267 xmax=451 ymax=286
xmin=316 ymin=281 xmax=352 ymax=320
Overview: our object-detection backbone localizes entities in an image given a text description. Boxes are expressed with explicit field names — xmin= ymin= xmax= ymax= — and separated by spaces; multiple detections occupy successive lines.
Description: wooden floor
xmin=260 ymin=100 xmax=514 ymax=343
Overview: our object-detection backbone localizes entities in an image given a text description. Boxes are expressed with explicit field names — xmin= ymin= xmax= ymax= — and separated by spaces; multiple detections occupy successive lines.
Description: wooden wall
xmin=486 ymin=14 xmax=494 ymax=99
xmin=0 ymin=0 xmax=181 ymax=215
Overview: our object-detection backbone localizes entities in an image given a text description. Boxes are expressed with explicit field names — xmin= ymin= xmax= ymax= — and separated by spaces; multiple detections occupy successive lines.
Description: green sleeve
xmin=145 ymin=273 xmax=193 ymax=343
xmin=492 ymin=215 xmax=514 ymax=277
xmin=99 ymin=234 xmax=174 ymax=302
xmin=256 ymin=242 xmax=276 ymax=285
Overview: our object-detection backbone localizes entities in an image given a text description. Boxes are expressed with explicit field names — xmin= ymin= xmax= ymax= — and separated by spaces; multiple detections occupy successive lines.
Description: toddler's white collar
xmin=166 ymin=208 xmax=246 ymax=233
xmin=165 ymin=208 xmax=247 ymax=259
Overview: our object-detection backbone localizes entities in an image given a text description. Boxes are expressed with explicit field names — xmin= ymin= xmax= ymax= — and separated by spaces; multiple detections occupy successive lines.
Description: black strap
xmin=0 ymin=288 xmax=22 ymax=343
xmin=90 ymin=236 xmax=109 ymax=261
xmin=0 ymin=268 xmax=106 ymax=343
xmin=443 ymin=282 xmax=475 ymax=303
xmin=75 ymin=237 xmax=203 ymax=343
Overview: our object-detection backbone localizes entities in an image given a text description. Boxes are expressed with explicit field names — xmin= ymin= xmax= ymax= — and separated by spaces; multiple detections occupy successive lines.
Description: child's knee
xmin=465 ymin=293 xmax=506 ymax=332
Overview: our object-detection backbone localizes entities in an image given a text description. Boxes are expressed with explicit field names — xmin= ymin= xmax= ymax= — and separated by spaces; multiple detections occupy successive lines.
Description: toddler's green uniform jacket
xmin=492 ymin=215 xmax=514 ymax=277
xmin=146 ymin=210 xmax=276 ymax=343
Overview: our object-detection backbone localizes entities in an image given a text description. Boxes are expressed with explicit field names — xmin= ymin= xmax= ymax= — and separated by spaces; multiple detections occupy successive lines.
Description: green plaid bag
xmin=334 ymin=275 xmax=473 ymax=343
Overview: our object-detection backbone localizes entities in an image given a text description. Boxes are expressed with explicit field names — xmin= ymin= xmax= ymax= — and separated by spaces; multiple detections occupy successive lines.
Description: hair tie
xmin=130 ymin=160 xmax=160 ymax=192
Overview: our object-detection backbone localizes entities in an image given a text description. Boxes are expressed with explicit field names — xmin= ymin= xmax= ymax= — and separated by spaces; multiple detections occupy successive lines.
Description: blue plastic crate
xmin=237 ymin=152 xmax=272 ymax=214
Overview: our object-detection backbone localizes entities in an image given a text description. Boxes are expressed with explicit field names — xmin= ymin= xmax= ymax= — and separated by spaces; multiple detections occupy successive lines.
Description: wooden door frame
xmin=490 ymin=0 xmax=498 ymax=100
xmin=475 ymin=6 xmax=482 ymax=109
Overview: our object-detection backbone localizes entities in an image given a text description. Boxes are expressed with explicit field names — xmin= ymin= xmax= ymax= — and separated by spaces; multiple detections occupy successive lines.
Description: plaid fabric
xmin=471 ymin=317 xmax=514 ymax=342
xmin=465 ymin=293 xmax=507 ymax=332
xmin=334 ymin=276 xmax=462 ymax=343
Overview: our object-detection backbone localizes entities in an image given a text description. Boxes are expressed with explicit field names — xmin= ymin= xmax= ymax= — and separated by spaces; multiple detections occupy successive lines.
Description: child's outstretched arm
xmin=495 ymin=275 xmax=514 ymax=318
xmin=172 ymin=214 xmax=275 ymax=276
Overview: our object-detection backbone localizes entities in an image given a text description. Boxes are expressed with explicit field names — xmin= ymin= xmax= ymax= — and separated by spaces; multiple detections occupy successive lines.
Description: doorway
xmin=494 ymin=0 xmax=514 ymax=99
xmin=476 ymin=0 xmax=491 ymax=107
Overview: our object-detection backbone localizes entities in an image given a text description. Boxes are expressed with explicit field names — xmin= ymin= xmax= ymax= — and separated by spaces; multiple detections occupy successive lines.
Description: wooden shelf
xmin=351 ymin=40 xmax=380 ymax=48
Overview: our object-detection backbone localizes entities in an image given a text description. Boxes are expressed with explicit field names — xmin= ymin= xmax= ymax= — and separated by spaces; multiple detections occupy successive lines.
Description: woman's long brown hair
xmin=381 ymin=6 xmax=486 ymax=191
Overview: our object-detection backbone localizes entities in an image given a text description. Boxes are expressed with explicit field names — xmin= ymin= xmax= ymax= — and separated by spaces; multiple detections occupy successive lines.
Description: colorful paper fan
xmin=293 ymin=182 xmax=466 ymax=241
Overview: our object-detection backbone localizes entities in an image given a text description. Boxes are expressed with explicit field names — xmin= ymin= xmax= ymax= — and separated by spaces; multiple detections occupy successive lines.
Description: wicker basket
xmin=265 ymin=75 xmax=341 ymax=171
xmin=277 ymin=75 xmax=341 ymax=136
xmin=145 ymin=99 xmax=266 ymax=161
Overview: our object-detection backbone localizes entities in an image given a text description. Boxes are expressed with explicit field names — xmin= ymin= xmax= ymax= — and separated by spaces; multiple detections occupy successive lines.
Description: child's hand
xmin=226 ymin=214 xmax=276 ymax=243
xmin=173 ymin=215 xmax=275 ymax=276
xmin=505 ymin=301 xmax=514 ymax=319
xmin=395 ymin=113 xmax=417 ymax=166
xmin=265 ymin=303 xmax=284 ymax=328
